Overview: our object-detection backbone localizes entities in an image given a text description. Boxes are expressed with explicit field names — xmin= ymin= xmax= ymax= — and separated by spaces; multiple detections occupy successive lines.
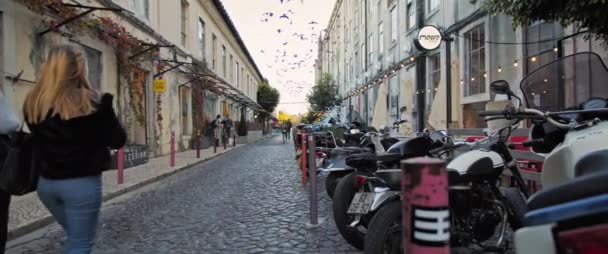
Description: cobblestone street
xmin=6 ymin=136 xmax=360 ymax=254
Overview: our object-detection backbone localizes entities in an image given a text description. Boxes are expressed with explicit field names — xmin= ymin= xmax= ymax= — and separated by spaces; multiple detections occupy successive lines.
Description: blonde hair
xmin=25 ymin=45 xmax=97 ymax=123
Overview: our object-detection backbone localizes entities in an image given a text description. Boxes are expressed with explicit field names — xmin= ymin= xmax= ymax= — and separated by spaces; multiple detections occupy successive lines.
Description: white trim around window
xmin=459 ymin=18 xmax=491 ymax=104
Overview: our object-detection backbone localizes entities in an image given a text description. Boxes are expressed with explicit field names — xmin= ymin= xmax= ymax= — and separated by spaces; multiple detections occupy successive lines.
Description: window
xmin=229 ymin=54 xmax=234 ymax=82
xmin=427 ymin=0 xmax=439 ymax=13
xmin=354 ymin=49 xmax=359 ymax=77
xmin=368 ymin=33 xmax=374 ymax=65
xmin=81 ymin=44 xmax=102 ymax=90
xmin=378 ymin=22 xmax=384 ymax=56
xmin=180 ymin=0 xmax=189 ymax=46
xmin=348 ymin=58 xmax=353 ymax=83
xmin=390 ymin=7 xmax=398 ymax=43
xmin=180 ymin=86 xmax=192 ymax=135
xmin=407 ymin=0 xmax=415 ymax=30
xmin=246 ymin=74 xmax=250 ymax=95
xmin=212 ymin=34 xmax=217 ymax=70
xmin=236 ymin=62 xmax=240 ymax=86
xmin=198 ymin=18 xmax=205 ymax=59
xmin=360 ymin=0 xmax=365 ymax=26
xmin=389 ymin=75 xmax=400 ymax=123
xmin=241 ymin=67 xmax=244 ymax=88
xmin=128 ymin=0 xmax=149 ymax=19
xmin=221 ymin=45 xmax=226 ymax=77
xmin=427 ymin=53 xmax=441 ymax=110
xmin=361 ymin=43 xmax=365 ymax=71
xmin=354 ymin=9 xmax=359 ymax=35
xmin=464 ymin=24 xmax=486 ymax=96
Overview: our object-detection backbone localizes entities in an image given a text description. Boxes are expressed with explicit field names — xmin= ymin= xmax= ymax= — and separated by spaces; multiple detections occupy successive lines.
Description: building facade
xmin=317 ymin=0 xmax=608 ymax=133
xmin=0 ymin=0 xmax=264 ymax=156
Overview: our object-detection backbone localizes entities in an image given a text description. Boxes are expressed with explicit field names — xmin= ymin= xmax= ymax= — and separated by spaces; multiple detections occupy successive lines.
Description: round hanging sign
xmin=414 ymin=26 xmax=443 ymax=51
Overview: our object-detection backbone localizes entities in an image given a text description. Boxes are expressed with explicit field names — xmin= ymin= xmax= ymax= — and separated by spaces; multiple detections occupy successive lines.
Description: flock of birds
xmin=256 ymin=0 xmax=322 ymax=97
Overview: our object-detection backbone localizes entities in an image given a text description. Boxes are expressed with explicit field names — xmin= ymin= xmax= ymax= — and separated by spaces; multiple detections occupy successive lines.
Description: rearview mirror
xmin=490 ymin=80 xmax=515 ymax=96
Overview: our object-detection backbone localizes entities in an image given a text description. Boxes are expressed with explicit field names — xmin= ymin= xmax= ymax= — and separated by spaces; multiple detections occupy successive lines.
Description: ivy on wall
xmin=19 ymin=0 xmax=158 ymax=131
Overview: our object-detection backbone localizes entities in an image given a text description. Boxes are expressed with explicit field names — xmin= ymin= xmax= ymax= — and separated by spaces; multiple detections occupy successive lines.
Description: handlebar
xmin=478 ymin=108 xmax=571 ymax=129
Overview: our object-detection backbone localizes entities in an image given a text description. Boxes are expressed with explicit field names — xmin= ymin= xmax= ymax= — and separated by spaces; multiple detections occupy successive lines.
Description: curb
xmin=6 ymin=137 xmax=271 ymax=241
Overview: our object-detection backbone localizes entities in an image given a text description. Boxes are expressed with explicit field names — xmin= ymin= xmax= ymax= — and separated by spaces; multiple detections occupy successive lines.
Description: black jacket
xmin=26 ymin=93 xmax=126 ymax=179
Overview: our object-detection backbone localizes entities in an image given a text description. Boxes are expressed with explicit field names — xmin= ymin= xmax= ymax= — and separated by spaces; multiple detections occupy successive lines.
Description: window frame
xmin=460 ymin=20 xmax=490 ymax=104
xmin=212 ymin=34 xmax=217 ymax=70
xmin=427 ymin=0 xmax=440 ymax=15
xmin=221 ymin=45 xmax=227 ymax=78
xmin=180 ymin=0 xmax=189 ymax=47
xmin=426 ymin=52 xmax=441 ymax=111
xmin=129 ymin=0 xmax=149 ymax=20
xmin=390 ymin=6 xmax=398 ymax=44
xmin=406 ymin=0 xmax=416 ymax=31
xmin=198 ymin=18 xmax=205 ymax=60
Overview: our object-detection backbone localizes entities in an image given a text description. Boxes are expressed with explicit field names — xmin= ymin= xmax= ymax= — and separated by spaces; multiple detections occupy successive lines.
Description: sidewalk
xmin=7 ymin=141 xmax=252 ymax=240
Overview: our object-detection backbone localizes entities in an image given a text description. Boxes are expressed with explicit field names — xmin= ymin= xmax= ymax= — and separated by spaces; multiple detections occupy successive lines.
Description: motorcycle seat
xmin=528 ymin=169 xmax=608 ymax=211
xmin=347 ymin=152 xmax=401 ymax=162
xmin=338 ymin=146 xmax=372 ymax=153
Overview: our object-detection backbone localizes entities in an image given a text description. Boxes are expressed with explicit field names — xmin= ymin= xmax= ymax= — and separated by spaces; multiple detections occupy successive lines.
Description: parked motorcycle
xmin=363 ymin=52 xmax=608 ymax=254
xmin=322 ymin=123 xmax=402 ymax=198
xmin=479 ymin=52 xmax=608 ymax=254
xmin=332 ymin=129 xmax=445 ymax=250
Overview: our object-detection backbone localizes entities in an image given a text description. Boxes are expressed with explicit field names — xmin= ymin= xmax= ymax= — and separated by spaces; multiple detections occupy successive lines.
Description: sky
xmin=221 ymin=0 xmax=337 ymax=114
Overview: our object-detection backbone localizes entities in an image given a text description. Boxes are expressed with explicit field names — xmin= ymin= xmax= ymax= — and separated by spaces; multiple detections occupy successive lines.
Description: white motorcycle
xmin=478 ymin=52 xmax=608 ymax=254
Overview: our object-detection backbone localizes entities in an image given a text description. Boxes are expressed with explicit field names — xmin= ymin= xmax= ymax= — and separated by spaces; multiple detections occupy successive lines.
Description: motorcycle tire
xmin=325 ymin=171 xmax=348 ymax=199
xmin=364 ymin=200 xmax=403 ymax=254
xmin=502 ymin=187 xmax=528 ymax=230
xmin=333 ymin=171 xmax=369 ymax=250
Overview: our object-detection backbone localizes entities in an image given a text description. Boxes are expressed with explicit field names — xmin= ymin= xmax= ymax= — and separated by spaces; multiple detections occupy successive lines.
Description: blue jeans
xmin=37 ymin=175 xmax=102 ymax=254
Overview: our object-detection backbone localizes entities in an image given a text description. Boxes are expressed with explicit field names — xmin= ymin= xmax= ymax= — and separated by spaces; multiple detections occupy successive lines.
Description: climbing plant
xmin=18 ymin=0 xmax=159 ymax=129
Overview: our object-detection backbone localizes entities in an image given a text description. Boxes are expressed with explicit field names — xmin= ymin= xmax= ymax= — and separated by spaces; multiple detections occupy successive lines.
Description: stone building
xmin=317 ymin=0 xmax=608 ymax=132
xmin=0 ymin=0 xmax=265 ymax=157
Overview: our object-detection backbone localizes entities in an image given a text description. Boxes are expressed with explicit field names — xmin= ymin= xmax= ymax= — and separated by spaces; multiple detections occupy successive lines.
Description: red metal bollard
xmin=117 ymin=148 xmax=125 ymax=184
xmin=301 ymin=130 xmax=308 ymax=185
xmin=402 ymin=157 xmax=450 ymax=254
xmin=170 ymin=131 xmax=175 ymax=167
xmin=214 ymin=129 xmax=217 ymax=153
xmin=196 ymin=130 xmax=201 ymax=159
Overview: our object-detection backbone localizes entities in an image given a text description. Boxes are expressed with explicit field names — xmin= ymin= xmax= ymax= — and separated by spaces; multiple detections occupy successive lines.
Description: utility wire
xmin=453 ymin=29 xmax=589 ymax=45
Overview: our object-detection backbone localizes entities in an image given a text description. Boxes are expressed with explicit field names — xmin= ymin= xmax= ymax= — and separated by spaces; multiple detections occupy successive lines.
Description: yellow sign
xmin=153 ymin=79 xmax=167 ymax=93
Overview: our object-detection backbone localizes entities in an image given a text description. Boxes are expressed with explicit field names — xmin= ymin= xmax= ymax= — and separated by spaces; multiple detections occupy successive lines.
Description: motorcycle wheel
xmin=332 ymin=171 xmax=369 ymax=250
xmin=364 ymin=200 xmax=402 ymax=254
xmin=325 ymin=171 xmax=348 ymax=199
xmin=502 ymin=187 xmax=528 ymax=230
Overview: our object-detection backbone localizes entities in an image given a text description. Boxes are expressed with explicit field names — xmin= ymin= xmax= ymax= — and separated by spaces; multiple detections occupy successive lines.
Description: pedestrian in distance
xmin=281 ymin=122 xmax=289 ymax=143
xmin=222 ymin=115 xmax=233 ymax=144
xmin=23 ymin=45 xmax=126 ymax=254
xmin=214 ymin=114 xmax=222 ymax=147
xmin=285 ymin=119 xmax=292 ymax=140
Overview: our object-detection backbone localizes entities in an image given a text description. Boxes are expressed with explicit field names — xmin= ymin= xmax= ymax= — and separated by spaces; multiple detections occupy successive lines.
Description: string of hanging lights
xmin=343 ymin=55 xmax=417 ymax=100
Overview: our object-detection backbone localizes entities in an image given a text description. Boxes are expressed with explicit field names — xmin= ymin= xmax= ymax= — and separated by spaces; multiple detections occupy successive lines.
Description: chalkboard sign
xmin=110 ymin=145 xmax=150 ymax=169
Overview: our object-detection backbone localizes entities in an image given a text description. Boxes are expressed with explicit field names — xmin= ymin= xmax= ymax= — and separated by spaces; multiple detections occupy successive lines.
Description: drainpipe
xmin=415 ymin=0 xmax=426 ymax=131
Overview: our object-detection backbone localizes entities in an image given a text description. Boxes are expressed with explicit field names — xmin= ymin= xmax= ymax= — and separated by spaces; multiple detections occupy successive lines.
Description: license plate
xmin=347 ymin=192 xmax=375 ymax=214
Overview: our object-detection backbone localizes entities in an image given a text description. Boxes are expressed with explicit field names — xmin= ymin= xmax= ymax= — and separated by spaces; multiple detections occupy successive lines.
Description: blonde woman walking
xmin=24 ymin=45 xmax=126 ymax=254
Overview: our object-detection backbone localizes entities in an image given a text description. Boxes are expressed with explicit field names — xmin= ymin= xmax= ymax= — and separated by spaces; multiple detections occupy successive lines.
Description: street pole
xmin=415 ymin=0 xmax=427 ymax=132
xmin=117 ymin=148 xmax=124 ymax=185
xmin=307 ymin=134 xmax=318 ymax=226
xmin=444 ymin=36 xmax=453 ymax=130
xmin=170 ymin=131 xmax=175 ymax=167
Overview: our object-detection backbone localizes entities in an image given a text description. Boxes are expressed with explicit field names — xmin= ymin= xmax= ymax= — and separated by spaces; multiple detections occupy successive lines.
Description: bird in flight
xmin=279 ymin=14 xmax=290 ymax=20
